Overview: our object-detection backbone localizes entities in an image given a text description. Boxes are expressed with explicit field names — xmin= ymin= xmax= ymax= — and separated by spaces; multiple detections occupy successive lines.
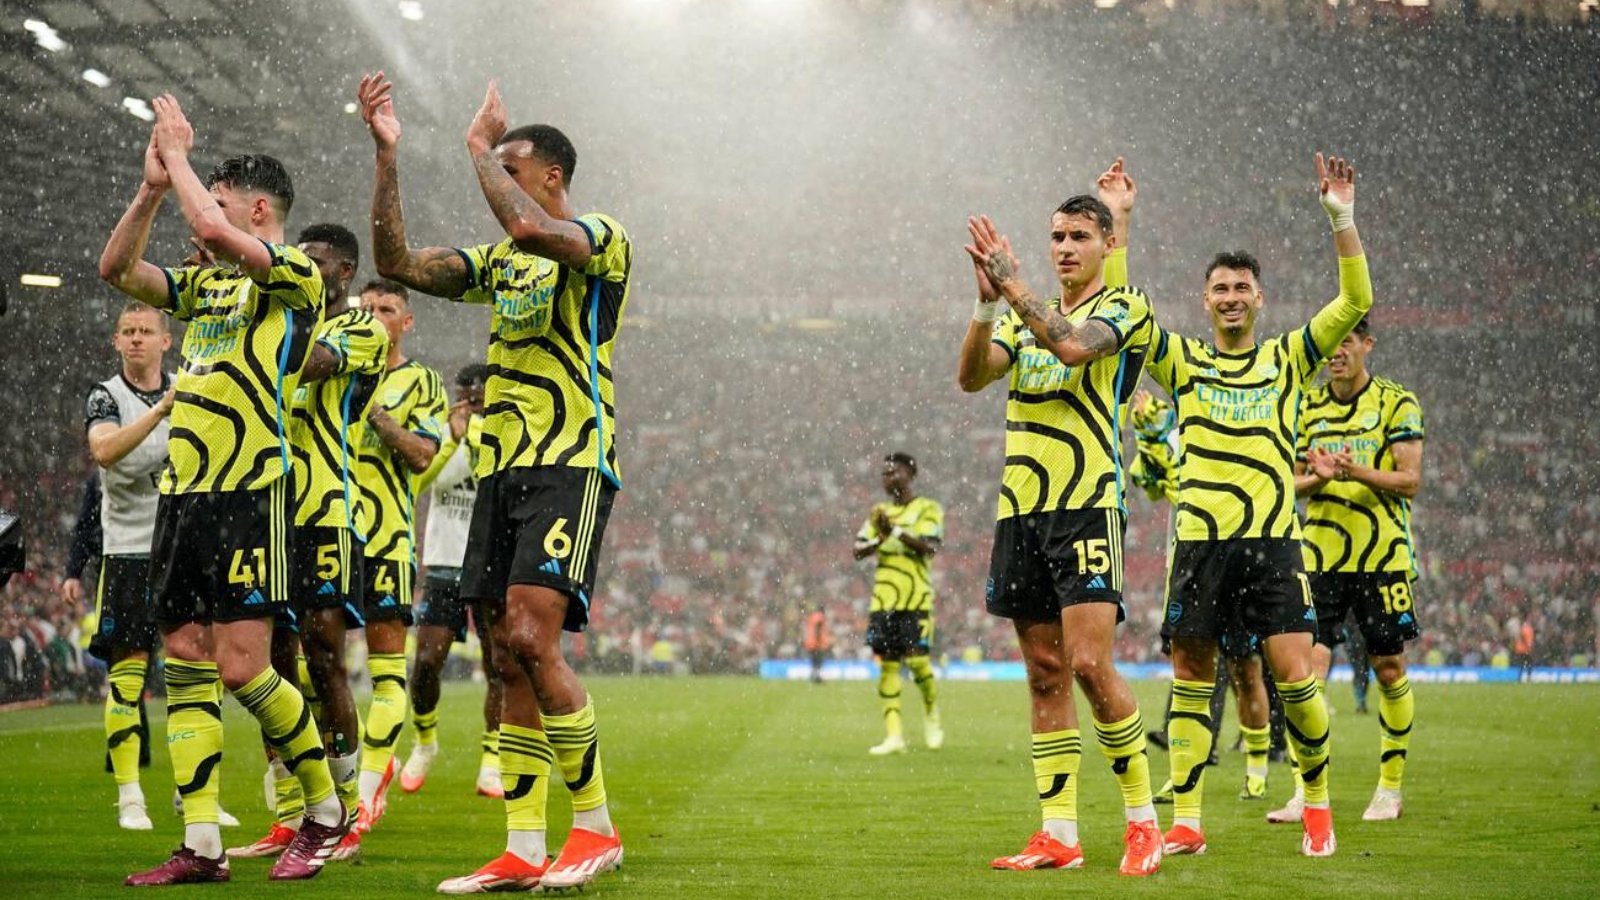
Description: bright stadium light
xmin=1094 ymin=0 xmax=1120 ymax=8
xmin=398 ymin=1 xmax=424 ymax=21
xmin=122 ymin=97 xmax=154 ymax=122
xmin=82 ymin=68 xmax=111 ymax=88
xmin=20 ymin=274 xmax=63 ymax=288
xmin=344 ymin=101 xmax=359 ymax=114
xmin=23 ymin=18 xmax=67 ymax=52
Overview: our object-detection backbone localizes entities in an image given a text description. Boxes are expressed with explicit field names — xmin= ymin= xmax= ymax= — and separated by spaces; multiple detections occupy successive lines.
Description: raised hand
xmin=965 ymin=215 xmax=1021 ymax=287
xmin=1316 ymin=152 xmax=1355 ymax=210
xmin=466 ymin=81 xmax=509 ymax=153
xmin=1307 ymin=446 xmax=1341 ymax=481
xmin=150 ymin=94 xmax=194 ymax=163
xmin=141 ymin=132 xmax=170 ymax=190
xmin=1096 ymin=156 xmax=1137 ymax=217
xmin=358 ymin=72 xmax=402 ymax=150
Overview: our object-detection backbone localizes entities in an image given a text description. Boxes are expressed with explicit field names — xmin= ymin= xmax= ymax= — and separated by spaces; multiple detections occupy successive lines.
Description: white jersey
xmin=422 ymin=415 xmax=482 ymax=569
xmin=85 ymin=373 xmax=172 ymax=557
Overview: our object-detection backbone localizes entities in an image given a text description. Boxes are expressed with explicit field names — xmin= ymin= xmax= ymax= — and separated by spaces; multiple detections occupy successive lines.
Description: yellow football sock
xmin=361 ymin=653 xmax=409 ymax=776
xmin=499 ymin=724 xmax=553 ymax=831
xmin=414 ymin=706 xmax=440 ymax=748
xmin=1241 ymin=724 xmax=1271 ymax=779
xmin=1280 ymin=675 xmax=1332 ymax=805
xmin=1377 ymin=675 xmax=1414 ymax=791
xmin=234 ymin=667 xmax=335 ymax=806
xmin=106 ymin=658 xmax=147 ymax=786
xmin=296 ymin=655 xmax=322 ymax=724
xmin=1094 ymin=710 xmax=1154 ymax=812
xmin=905 ymin=655 xmax=938 ymax=714
xmin=481 ymin=728 xmax=501 ymax=771
xmin=165 ymin=660 xmax=223 ymax=825
xmin=545 ymin=700 xmax=608 ymax=812
xmin=1033 ymin=729 xmax=1081 ymax=823
xmin=1169 ymin=679 xmax=1215 ymax=822
xmin=878 ymin=662 xmax=903 ymax=739
xmin=271 ymin=757 xmax=305 ymax=826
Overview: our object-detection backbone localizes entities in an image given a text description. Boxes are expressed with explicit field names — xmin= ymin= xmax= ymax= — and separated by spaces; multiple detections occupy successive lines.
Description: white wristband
xmin=1321 ymin=191 xmax=1355 ymax=233
xmin=973 ymin=298 xmax=1001 ymax=323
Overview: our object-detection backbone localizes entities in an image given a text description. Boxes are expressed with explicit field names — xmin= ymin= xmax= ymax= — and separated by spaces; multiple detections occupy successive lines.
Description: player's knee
xmin=1024 ymin=657 xmax=1067 ymax=700
xmin=1370 ymin=654 xmax=1405 ymax=685
xmin=1065 ymin=646 xmax=1112 ymax=685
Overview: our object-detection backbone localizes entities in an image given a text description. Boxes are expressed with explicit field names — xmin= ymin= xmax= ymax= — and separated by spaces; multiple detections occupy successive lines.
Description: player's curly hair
xmin=297 ymin=223 xmax=360 ymax=269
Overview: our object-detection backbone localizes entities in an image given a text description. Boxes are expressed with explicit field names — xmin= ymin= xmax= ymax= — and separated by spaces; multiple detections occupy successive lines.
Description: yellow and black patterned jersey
xmin=289 ymin=309 xmax=389 ymax=532
xmin=1298 ymin=375 xmax=1424 ymax=574
xmin=856 ymin=496 xmax=945 ymax=612
xmin=356 ymin=360 xmax=445 ymax=564
xmin=990 ymin=285 xmax=1153 ymax=520
xmin=1145 ymin=256 xmax=1373 ymax=541
xmin=158 ymin=243 xmax=324 ymax=494
xmin=452 ymin=213 xmax=632 ymax=486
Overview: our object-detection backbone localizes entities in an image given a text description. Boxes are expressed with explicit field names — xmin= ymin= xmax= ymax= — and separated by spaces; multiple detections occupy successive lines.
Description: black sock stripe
xmin=1038 ymin=773 xmax=1072 ymax=800
xmin=563 ymin=741 xmax=600 ymax=792
xmin=168 ymin=702 xmax=223 ymax=720
xmin=503 ymin=774 xmax=540 ymax=801
xmin=1301 ymin=759 xmax=1330 ymax=783
xmin=1380 ymin=749 xmax=1407 ymax=763
xmin=1174 ymin=765 xmax=1205 ymax=793
xmin=1170 ymin=711 xmax=1211 ymax=727
xmin=109 ymin=682 xmax=143 ymax=707
xmin=371 ymin=674 xmax=408 ymax=689
xmin=877 ymin=689 xmax=902 ymax=700
xmin=363 ymin=721 xmax=404 ymax=750
xmin=1377 ymin=713 xmax=1413 ymax=737
xmin=284 ymin=746 xmax=327 ymax=771
xmin=107 ymin=724 xmax=143 ymax=747
xmin=1111 ymin=756 xmax=1133 ymax=775
xmin=1285 ymin=719 xmax=1330 ymax=750
xmin=176 ymin=752 xmax=224 ymax=795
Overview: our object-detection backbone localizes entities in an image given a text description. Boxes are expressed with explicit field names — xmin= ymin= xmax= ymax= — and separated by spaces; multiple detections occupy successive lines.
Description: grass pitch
xmin=1 ymin=676 xmax=1595 ymax=898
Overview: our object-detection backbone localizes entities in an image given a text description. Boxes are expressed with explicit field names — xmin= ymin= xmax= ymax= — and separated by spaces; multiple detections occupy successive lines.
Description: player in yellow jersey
xmin=1274 ymin=316 xmax=1424 ymax=824
xmin=853 ymin=452 xmax=945 ymax=756
xmin=229 ymin=223 xmax=390 ymax=860
xmin=98 ymin=97 xmax=346 ymax=884
xmin=358 ymin=72 xmax=632 ymax=892
xmin=1127 ymin=154 xmax=1372 ymax=859
xmin=326 ymin=277 xmax=443 ymax=861
xmin=958 ymin=170 xmax=1163 ymax=877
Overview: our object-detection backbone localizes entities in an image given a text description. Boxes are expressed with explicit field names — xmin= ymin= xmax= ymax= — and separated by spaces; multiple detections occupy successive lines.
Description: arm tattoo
xmin=982 ymin=252 xmax=1017 ymax=284
xmin=1077 ymin=319 xmax=1120 ymax=356
xmin=1008 ymin=285 xmax=1076 ymax=344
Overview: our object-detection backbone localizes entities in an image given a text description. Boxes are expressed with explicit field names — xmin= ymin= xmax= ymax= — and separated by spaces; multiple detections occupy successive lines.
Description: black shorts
xmin=1161 ymin=538 xmax=1315 ymax=645
xmin=461 ymin=467 xmax=616 ymax=633
xmin=149 ymin=480 xmax=293 ymax=626
xmin=290 ymin=525 xmax=366 ymax=628
xmin=89 ymin=555 xmax=158 ymax=662
xmin=416 ymin=567 xmax=490 ymax=645
xmin=985 ymin=508 xmax=1126 ymax=622
xmin=363 ymin=557 xmax=415 ymax=625
xmin=1309 ymin=572 xmax=1421 ymax=657
xmin=866 ymin=610 xmax=932 ymax=658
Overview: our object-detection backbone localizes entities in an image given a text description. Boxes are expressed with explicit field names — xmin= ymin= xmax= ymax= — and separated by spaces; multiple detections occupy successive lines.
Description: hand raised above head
xmin=358 ymin=72 xmax=402 ymax=149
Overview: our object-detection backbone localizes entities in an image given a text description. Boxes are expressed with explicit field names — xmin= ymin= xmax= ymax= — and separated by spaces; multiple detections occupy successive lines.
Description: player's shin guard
xmin=905 ymin=655 xmax=938 ymax=713
xmin=1377 ymin=676 xmax=1413 ymax=790
xmin=499 ymin=724 xmax=553 ymax=830
xmin=234 ymin=668 xmax=336 ymax=806
xmin=296 ymin=656 xmax=322 ymax=725
xmin=1280 ymin=675 xmax=1332 ymax=804
xmin=270 ymin=757 xmax=306 ymax=826
xmin=413 ymin=706 xmax=440 ymax=748
xmin=1169 ymin=679 xmax=1215 ymax=822
xmin=166 ymin=660 xmax=225 ymax=824
xmin=1095 ymin=711 xmax=1154 ymax=814
xmin=362 ymin=653 xmax=409 ymax=780
xmin=878 ymin=663 xmax=904 ymax=738
xmin=106 ymin=658 xmax=148 ymax=786
xmin=545 ymin=700 xmax=608 ymax=812
xmin=1033 ymin=730 xmax=1082 ymax=824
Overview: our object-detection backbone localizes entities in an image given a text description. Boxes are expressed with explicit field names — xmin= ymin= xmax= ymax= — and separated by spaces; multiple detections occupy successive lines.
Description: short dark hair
xmin=1205 ymin=250 xmax=1262 ymax=282
xmin=297 ymin=223 xmax=360 ymax=270
xmin=1054 ymin=195 xmax=1113 ymax=237
xmin=498 ymin=124 xmax=578 ymax=186
xmin=455 ymin=363 xmax=491 ymax=389
xmin=205 ymin=154 xmax=295 ymax=216
xmin=1351 ymin=316 xmax=1372 ymax=337
xmin=885 ymin=451 xmax=917 ymax=475
xmin=360 ymin=278 xmax=409 ymax=305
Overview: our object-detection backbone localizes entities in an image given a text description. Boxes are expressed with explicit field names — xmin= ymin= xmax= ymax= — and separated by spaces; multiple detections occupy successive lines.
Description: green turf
xmin=1 ymin=677 xmax=1595 ymax=897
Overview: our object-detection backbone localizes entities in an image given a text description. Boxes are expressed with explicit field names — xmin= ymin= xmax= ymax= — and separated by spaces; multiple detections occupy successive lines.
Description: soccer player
xmin=331 ymin=276 xmax=444 ymax=860
xmin=82 ymin=301 xmax=172 ymax=831
xmin=400 ymin=363 xmax=506 ymax=800
xmin=1277 ymin=315 xmax=1424 ymax=823
xmin=1130 ymin=153 xmax=1371 ymax=859
xmin=958 ymin=179 xmax=1163 ymax=875
xmin=852 ymin=452 xmax=945 ymax=755
xmin=98 ymin=96 xmax=345 ymax=884
xmin=358 ymin=72 xmax=632 ymax=892
xmin=229 ymin=224 xmax=390 ymax=860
